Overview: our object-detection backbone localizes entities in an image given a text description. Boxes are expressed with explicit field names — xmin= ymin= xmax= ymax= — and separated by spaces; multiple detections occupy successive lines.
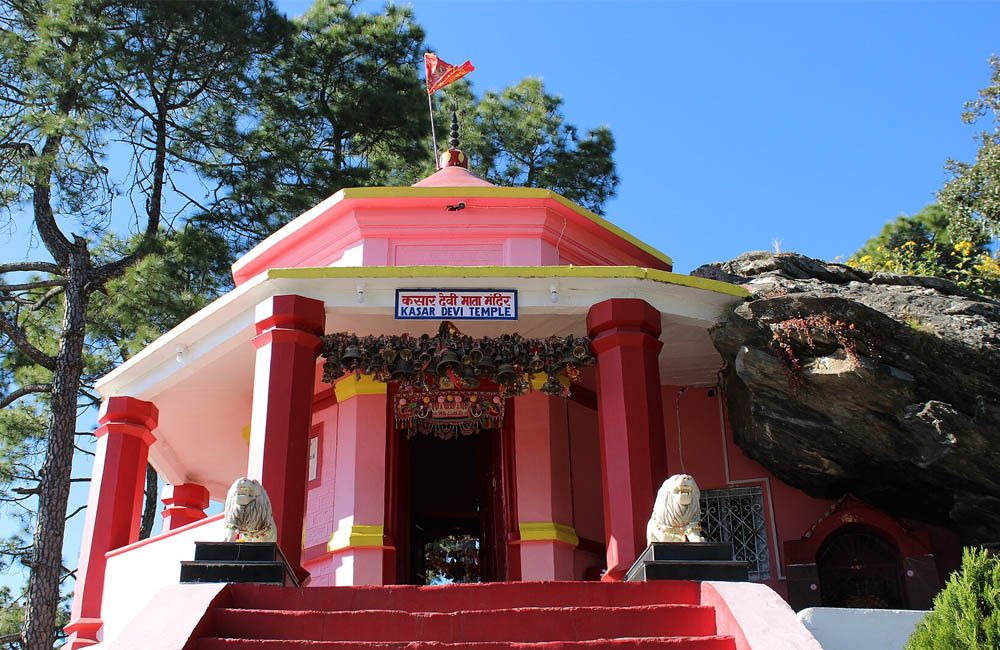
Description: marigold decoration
xmin=424 ymin=53 xmax=474 ymax=95
xmin=321 ymin=321 xmax=595 ymax=402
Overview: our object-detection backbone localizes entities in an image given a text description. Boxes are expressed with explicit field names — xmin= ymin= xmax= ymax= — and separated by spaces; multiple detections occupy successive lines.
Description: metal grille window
xmin=701 ymin=485 xmax=771 ymax=580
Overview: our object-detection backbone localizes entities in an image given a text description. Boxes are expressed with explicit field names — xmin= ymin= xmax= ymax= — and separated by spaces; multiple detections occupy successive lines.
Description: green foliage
xmin=198 ymin=0 xmax=428 ymax=251
xmin=939 ymin=56 xmax=1000 ymax=243
xmin=401 ymin=77 xmax=620 ymax=215
xmin=854 ymin=205 xmax=989 ymax=270
xmin=850 ymin=204 xmax=1000 ymax=298
xmin=906 ymin=547 xmax=1000 ymax=650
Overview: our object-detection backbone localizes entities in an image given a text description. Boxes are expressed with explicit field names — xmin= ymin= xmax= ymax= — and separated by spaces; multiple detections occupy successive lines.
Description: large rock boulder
xmin=692 ymin=251 xmax=1000 ymax=544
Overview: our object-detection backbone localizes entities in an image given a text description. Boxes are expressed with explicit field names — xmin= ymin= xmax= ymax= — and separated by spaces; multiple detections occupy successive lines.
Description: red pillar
xmin=587 ymin=299 xmax=667 ymax=581
xmin=65 ymin=397 xmax=158 ymax=650
xmin=247 ymin=294 xmax=325 ymax=584
xmin=160 ymin=483 xmax=210 ymax=531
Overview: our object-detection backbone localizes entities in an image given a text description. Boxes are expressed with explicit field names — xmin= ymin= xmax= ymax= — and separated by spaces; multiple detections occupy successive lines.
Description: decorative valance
xmin=394 ymin=389 xmax=504 ymax=439
xmin=320 ymin=321 xmax=596 ymax=400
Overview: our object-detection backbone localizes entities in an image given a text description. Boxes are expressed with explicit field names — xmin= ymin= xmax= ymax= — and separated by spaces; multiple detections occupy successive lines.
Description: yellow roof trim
xmin=339 ymin=186 xmax=673 ymax=267
xmin=266 ymin=265 xmax=750 ymax=298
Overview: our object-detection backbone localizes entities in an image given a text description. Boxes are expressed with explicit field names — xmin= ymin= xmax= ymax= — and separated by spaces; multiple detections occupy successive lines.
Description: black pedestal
xmin=180 ymin=541 xmax=299 ymax=587
xmin=624 ymin=542 xmax=749 ymax=582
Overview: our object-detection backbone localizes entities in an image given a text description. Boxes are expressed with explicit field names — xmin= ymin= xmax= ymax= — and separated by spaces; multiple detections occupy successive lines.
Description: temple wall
xmin=567 ymin=400 xmax=605 ymax=579
xmin=303 ymin=400 xmax=340 ymax=586
xmin=662 ymin=385 xmax=961 ymax=604
xmin=662 ymin=385 xmax=830 ymax=598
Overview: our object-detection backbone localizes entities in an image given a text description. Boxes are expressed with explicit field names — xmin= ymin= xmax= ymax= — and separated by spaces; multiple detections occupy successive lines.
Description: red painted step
xmin=197 ymin=638 xmax=736 ymax=650
xmin=226 ymin=581 xmax=702 ymax=613
xmin=192 ymin=581 xmax=737 ymax=650
xmin=210 ymin=604 xmax=716 ymax=642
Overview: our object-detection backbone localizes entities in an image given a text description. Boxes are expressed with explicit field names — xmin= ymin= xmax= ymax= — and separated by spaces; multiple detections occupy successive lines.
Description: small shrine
xmin=64 ymin=114 xmax=960 ymax=650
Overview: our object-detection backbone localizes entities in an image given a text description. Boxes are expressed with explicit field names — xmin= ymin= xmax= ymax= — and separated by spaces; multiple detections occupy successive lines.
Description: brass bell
xmin=341 ymin=343 xmax=362 ymax=363
xmin=560 ymin=349 xmax=578 ymax=366
xmin=476 ymin=354 xmax=496 ymax=374
xmin=399 ymin=348 xmax=413 ymax=361
xmin=469 ymin=349 xmax=484 ymax=364
xmin=573 ymin=344 xmax=588 ymax=360
xmin=418 ymin=351 xmax=433 ymax=366
xmin=391 ymin=358 xmax=414 ymax=380
xmin=437 ymin=349 xmax=462 ymax=376
xmin=460 ymin=366 xmax=480 ymax=388
xmin=381 ymin=347 xmax=397 ymax=363
xmin=494 ymin=363 xmax=518 ymax=385
xmin=529 ymin=352 xmax=545 ymax=371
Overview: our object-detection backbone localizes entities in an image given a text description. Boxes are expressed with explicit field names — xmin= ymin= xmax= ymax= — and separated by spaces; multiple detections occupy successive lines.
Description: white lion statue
xmin=646 ymin=473 xmax=703 ymax=544
xmin=223 ymin=477 xmax=277 ymax=543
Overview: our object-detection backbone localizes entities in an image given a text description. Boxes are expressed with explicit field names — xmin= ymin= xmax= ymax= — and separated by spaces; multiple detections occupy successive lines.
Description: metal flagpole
xmin=427 ymin=91 xmax=439 ymax=169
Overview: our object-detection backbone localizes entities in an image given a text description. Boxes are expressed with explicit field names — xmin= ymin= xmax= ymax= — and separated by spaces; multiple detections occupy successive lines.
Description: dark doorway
xmin=818 ymin=525 xmax=906 ymax=609
xmin=395 ymin=429 xmax=507 ymax=584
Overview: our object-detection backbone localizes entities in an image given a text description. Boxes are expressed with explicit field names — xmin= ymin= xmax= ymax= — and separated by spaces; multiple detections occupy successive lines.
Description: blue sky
xmin=273 ymin=0 xmax=1000 ymax=272
xmin=3 ymin=0 xmax=999 ymax=594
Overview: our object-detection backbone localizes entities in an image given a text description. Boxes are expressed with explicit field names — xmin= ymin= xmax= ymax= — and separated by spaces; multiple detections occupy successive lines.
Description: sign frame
xmin=394 ymin=288 xmax=518 ymax=321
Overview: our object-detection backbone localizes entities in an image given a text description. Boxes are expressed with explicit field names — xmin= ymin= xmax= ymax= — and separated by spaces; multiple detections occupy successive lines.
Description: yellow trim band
xmin=241 ymin=424 xmax=251 ymax=445
xmin=334 ymin=374 xmax=388 ymax=401
xmin=337 ymin=186 xmax=672 ymax=267
xmin=328 ymin=524 xmax=385 ymax=552
xmin=519 ymin=521 xmax=580 ymax=547
xmin=267 ymin=265 xmax=749 ymax=298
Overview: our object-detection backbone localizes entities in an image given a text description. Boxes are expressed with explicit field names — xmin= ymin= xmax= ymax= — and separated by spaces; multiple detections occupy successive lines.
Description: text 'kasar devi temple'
xmin=64 ymin=135 xmax=960 ymax=650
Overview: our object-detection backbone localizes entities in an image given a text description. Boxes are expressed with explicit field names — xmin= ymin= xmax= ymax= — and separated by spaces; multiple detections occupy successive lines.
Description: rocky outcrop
xmin=692 ymin=251 xmax=1000 ymax=544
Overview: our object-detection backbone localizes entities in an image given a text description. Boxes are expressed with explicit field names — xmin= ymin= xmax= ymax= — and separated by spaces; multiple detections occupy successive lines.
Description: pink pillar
xmin=247 ymin=294 xmax=325 ymax=584
xmin=160 ymin=483 xmax=210 ymax=531
xmin=514 ymin=391 xmax=577 ymax=580
xmin=65 ymin=397 xmax=158 ymax=650
xmin=328 ymin=375 xmax=388 ymax=585
xmin=587 ymin=299 xmax=667 ymax=581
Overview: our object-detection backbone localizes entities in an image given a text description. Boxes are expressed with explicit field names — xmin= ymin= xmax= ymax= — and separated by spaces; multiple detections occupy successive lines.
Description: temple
xmin=64 ymin=134 xmax=960 ymax=650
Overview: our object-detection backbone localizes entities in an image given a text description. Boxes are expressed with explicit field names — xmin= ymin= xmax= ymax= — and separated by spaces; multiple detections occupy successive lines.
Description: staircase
xmin=192 ymin=581 xmax=737 ymax=649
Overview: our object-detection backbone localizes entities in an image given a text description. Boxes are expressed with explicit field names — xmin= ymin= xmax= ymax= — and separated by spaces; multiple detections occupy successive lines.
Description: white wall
xmin=798 ymin=607 xmax=928 ymax=650
xmin=101 ymin=517 xmax=225 ymax=645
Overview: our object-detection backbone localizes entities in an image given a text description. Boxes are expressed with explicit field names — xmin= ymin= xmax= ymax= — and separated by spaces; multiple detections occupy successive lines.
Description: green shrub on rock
xmin=906 ymin=547 xmax=1000 ymax=650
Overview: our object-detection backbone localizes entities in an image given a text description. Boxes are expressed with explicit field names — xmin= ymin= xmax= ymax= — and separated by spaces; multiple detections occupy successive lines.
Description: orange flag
xmin=424 ymin=53 xmax=474 ymax=95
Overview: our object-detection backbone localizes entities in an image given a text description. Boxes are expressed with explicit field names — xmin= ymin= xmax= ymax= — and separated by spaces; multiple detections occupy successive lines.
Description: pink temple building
xmin=64 ymin=143 xmax=959 ymax=650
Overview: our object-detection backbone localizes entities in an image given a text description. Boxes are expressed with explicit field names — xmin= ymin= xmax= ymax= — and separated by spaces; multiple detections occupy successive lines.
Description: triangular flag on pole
xmin=424 ymin=53 xmax=474 ymax=95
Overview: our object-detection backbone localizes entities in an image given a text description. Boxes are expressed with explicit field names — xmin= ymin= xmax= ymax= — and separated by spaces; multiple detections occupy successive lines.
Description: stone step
xmin=225 ymin=580 xmax=703 ymax=612
xmin=194 ymin=542 xmax=284 ymax=563
xmin=637 ymin=542 xmax=736 ymax=563
xmin=180 ymin=560 xmax=295 ymax=586
xmin=209 ymin=604 xmax=718 ymax=643
xmin=626 ymin=561 xmax=749 ymax=583
xmin=197 ymin=637 xmax=738 ymax=650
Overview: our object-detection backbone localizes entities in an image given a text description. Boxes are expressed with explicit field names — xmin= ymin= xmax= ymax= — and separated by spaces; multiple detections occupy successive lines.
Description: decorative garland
xmin=321 ymin=321 xmax=596 ymax=399
xmin=395 ymin=389 xmax=504 ymax=439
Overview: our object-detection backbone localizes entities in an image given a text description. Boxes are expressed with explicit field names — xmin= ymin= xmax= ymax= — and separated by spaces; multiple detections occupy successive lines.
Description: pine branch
xmin=0 ymin=383 xmax=52 ymax=409
xmin=0 ymin=262 xmax=60 ymax=274
xmin=0 ymin=278 xmax=65 ymax=292
xmin=0 ymin=313 xmax=56 ymax=370
xmin=29 ymin=285 xmax=63 ymax=311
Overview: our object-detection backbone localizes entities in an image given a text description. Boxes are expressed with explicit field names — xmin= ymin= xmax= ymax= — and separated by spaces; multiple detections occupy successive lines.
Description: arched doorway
xmin=817 ymin=524 xmax=906 ymax=609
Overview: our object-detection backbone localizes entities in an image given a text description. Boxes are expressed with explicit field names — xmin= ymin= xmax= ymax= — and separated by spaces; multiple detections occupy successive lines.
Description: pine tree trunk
xmin=138 ymin=464 xmax=158 ymax=540
xmin=22 ymin=248 xmax=89 ymax=650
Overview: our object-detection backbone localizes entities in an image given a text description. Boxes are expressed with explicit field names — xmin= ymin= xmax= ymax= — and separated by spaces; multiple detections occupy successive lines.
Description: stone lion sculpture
xmin=223 ymin=477 xmax=277 ymax=543
xmin=646 ymin=473 xmax=703 ymax=544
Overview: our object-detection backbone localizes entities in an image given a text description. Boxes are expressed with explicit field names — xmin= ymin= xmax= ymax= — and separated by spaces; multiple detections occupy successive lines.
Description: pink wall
xmin=661 ymin=385 xmax=837 ymax=598
xmin=303 ymin=401 xmax=339 ymax=586
xmin=567 ymin=401 xmax=605 ymax=579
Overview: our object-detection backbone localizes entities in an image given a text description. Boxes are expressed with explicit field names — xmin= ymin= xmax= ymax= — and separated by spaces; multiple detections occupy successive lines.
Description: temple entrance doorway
xmin=394 ymin=427 xmax=508 ymax=585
